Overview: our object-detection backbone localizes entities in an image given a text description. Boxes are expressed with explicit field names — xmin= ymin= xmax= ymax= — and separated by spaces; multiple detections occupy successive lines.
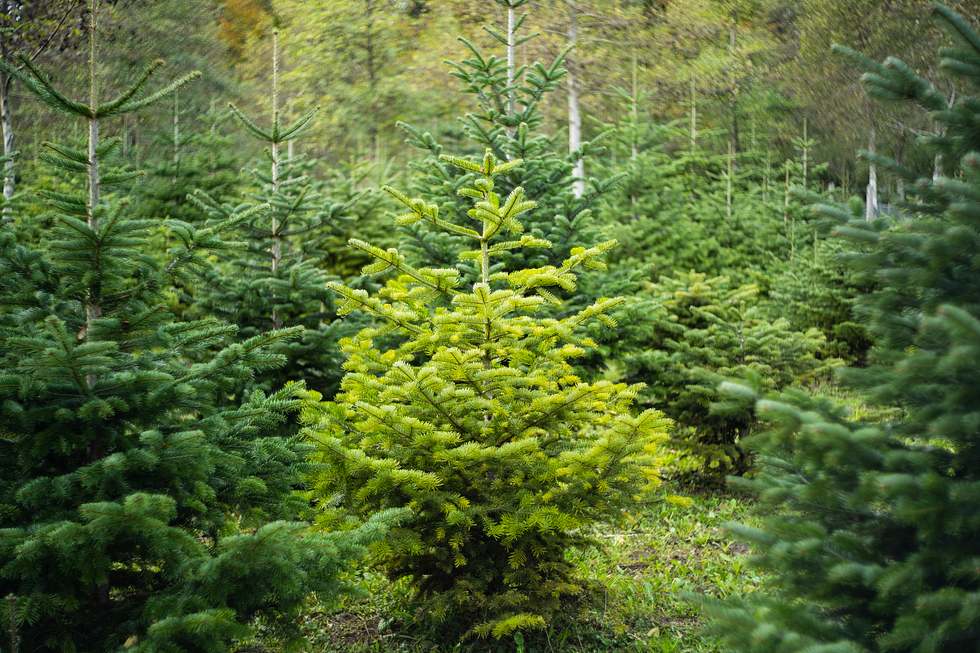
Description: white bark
xmin=87 ymin=0 xmax=101 ymax=330
xmin=865 ymin=127 xmax=879 ymax=222
xmin=0 ymin=76 xmax=14 ymax=216
xmin=85 ymin=0 xmax=101 ymax=398
xmin=0 ymin=1 xmax=14 ymax=216
xmin=567 ymin=2 xmax=584 ymax=198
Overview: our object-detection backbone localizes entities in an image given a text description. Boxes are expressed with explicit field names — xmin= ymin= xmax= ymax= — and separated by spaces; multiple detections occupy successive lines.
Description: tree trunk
xmin=0 ymin=0 xmax=15 ymax=218
xmin=785 ymin=162 xmax=794 ymax=260
xmin=0 ymin=75 xmax=14 ymax=219
xmin=689 ymin=74 xmax=697 ymax=151
xmin=726 ymin=139 xmax=734 ymax=221
xmin=85 ymin=116 xmax=101 ymax=344
xmin=270 ymin=30 xmax=283 ymax=329
xmin=86 ymin=1 xmax=101 ymax=337
xmin=364 ymin=0 xmax=380 ymax=161
xmin=763 ymin=149 xmax=771 ymax=204
xmin=567 ymin=1 xmax=584 ymax=199
xmin=865 ymin=127 xmax=879 ymax=222
xmin=630 ymin=51 xmax=638 ymax=219
xmin=630 ymin=51 xmax=638 ymax=162
xmin=801 ymin=117 xmax=808 ymax=191
xmin=506 ymin=3 xmax=516 ymax=118
xmin=934 ymin=91 xmax=956 ymax=181
xmin=783 ymin=162 xmax=790 ymax=225
xmin=171 ymin=89 xmax=179 ymax=183
xmin=728 ymin=19 xmax=740 ymax=154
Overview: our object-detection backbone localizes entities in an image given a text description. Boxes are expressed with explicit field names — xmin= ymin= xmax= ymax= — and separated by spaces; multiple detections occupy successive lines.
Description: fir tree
xmin=705 ymin=6 xmax=980 ymax=651
xmin=303 ymin=149 xmax=670 ymax=640
xmin=769 ymin=226 xmax=872 ymax=362
xmin=608 ymin=271 xmax=830 ymax=479
xmin=0 ymin=5 xmax=393 ymax=650
xmin=398 ymin=2 xmax=620 ymax=281
xmin=193 ymin=29 xmax=355 ymax=396
xmin=134 ymin=97 xmax=243 ymax=228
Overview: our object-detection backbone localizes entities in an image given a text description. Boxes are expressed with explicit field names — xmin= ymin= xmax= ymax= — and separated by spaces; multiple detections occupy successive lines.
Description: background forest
xmin=1 ymin=0 xmax=980 ymax=652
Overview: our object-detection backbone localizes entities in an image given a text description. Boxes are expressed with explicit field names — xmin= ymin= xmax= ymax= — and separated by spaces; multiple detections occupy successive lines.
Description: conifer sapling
xmin=303 ymin=149 xmax=670 ymax=640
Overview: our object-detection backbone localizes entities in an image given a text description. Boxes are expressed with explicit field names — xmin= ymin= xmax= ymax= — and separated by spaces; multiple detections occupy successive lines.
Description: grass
xmin=266 ymin=489 xmax=762 ymax=652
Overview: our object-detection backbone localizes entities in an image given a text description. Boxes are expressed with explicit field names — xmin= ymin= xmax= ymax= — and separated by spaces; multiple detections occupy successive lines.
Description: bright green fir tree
xmin=0 ymin=5 xmax=393 ymax=650
xmin=706 ymin=6 xmax=980 ymax=651
xmin=302 ymin=150 xmax=670 ymax=640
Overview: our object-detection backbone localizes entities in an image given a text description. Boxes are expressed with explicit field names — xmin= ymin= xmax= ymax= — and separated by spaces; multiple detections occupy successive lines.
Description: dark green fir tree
xmin=398 ymin=0 xmax=620 ymax=285
xmin=134 ymin=95 xmax=243 ymax=227
xmin=193 ymin=29 xmax=356 ymax=397
xmin=607 ymin=271 xmax=830 ymax=479
xmin=0 ymin=4 xmax=393 ymax=650
xmin=705 ymin=6 xmax=980 ymax=651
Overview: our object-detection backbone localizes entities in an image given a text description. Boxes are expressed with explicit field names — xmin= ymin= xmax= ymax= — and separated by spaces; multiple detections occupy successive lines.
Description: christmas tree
xmin=303 ymin=149 xmax=669 ymax=640
xmin=608 ymin=271 xmax=830 ymax=479
xmin=134 ymin=96 xmax=243 ymax=229
xmin=398 ymin=0 xmax=620 ymax=280
xmin=193 ymin=29 xmax=356 ymax=397
xmin=705 ymin=6 xmax=980 ymax=651
xmin=0 ymin=4 xmax=393 ymax=649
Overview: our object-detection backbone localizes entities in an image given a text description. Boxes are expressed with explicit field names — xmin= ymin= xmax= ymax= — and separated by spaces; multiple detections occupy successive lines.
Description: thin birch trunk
xmin=86 ymin=0 xmax=101 ymax=335
xmin=865 ymin=127 xmax=879 ymax=222
xmin=0 ymin=75 xmax=13 ymax=218
xmin=0 ymin=3 xmax=14 ymax=219
xmin=567 ymin=1 xmax=584 ymax=199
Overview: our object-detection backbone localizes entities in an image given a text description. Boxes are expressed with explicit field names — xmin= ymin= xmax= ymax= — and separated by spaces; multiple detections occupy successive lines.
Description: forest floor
xmin=270 ymin=490 xmax=761 ymax=652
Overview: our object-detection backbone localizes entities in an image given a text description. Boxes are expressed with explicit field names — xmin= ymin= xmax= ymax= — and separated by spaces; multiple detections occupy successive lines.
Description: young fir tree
xmin=193 ymin=30 xmax=353 ymax=396
xmin=598 ymin=120 xmax=790 ymax=287
xmin=135 ymin=97 xmax=243 ymax=228
xmin=769 ymin=218 xmax=873 ymax=362
xmin=398 ymin=1 xmax=620 ymax=280
xmin=303 ymin=150 xmax=670 ymax=640
xmin=705 ymin=6 xmax=980 ymax=650
xmin=608 ymin=271 xmax=830 ymax=479
xmin=0 ymin=6 xmax=392 ymax=650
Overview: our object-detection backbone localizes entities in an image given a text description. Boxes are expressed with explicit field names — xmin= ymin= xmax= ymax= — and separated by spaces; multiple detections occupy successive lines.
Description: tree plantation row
xmin=1 ymin=1 xmax=979 ymax=651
